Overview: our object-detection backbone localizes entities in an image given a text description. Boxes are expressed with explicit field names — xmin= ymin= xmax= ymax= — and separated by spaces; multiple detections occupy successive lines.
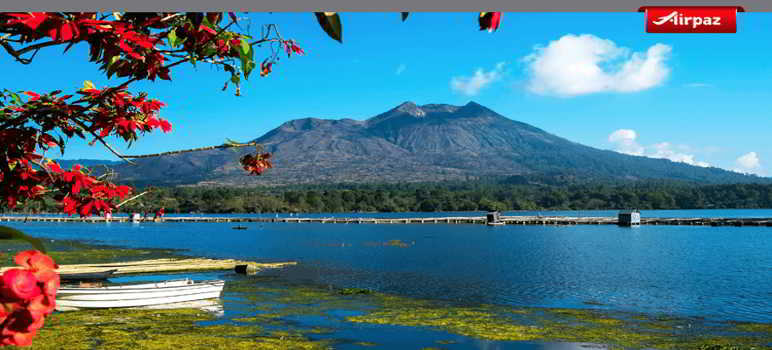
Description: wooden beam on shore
xmin=1 ymin=258 xmax=297 ymax=275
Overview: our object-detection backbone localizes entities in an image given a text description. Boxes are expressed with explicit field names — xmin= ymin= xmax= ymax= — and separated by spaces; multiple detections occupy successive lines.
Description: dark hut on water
xmin=618 ymin=210 xmax=641 ymax=227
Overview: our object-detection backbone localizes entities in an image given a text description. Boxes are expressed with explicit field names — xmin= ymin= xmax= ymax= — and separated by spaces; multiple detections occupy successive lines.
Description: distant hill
xmin=102 ymin=101 xmax=767 ymax=186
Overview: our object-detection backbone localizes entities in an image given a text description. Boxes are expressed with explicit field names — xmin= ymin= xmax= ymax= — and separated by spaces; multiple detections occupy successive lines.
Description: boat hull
xmin=55 ymin=279 xmax=225 ymax=311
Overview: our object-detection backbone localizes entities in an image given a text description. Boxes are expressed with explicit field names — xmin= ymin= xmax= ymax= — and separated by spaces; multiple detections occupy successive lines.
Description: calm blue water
xmin=4 ymin=209 xmax=771 ymax=325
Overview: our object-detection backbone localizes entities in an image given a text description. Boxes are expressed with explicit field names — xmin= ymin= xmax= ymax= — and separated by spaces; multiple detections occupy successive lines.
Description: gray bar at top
xmin=2 ymin=0 xmax=769 ymax=12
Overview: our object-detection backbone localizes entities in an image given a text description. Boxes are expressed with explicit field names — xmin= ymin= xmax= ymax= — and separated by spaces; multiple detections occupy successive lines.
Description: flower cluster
xmin=78 ymin=84 xmax=172 ymax=141
xmin=0 ymin=251 xmax=59 ymax=347
xmin=1 ymin=88 xmax=139 ymax=216
xmin=240 ymin=152 xmax=273 ymax=175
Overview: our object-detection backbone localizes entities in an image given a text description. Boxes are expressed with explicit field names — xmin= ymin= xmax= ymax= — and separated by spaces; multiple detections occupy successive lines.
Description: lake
xmin=5 ymin=209 xmax=771 ymax=325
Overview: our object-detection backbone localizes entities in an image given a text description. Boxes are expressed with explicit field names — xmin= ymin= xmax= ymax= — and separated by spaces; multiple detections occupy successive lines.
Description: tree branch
xmin=69 ymin=118 xmax=137 ymax=165
xmin=123 ymin=141 xmax=260 ymax=159
xmin=116 ymin=190 xmax=150 ymax=208
xmin=0 ymin=39 xmax=64 ymax=64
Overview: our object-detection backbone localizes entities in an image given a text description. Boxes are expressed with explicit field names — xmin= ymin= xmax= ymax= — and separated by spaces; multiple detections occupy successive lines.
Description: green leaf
xmin=10 ymin=92 xmax=21 ymax=105
xmin=230 ymin=73 xmax=240 ymax=85
xmin=401 ymin=12 xmax=409 ymax=21
xmin=201 ymin=45 xmax=216 ymax=57
xmin=108 ymin=55 xmax=120 ymax=68
xmin=239 ymin=39 xmax=251 ymax=58
xmin=167 ymin=29 xmax=179 ymax=48
xmin=314 ymin=12 xmax=343 ymax=43
xmin=200 ymin=15 xmax=213 ymax=29
xmin=243 ymin=60 xmax=255 ymax=80
xmin=0 ymin=225 xmax=47 ymax=253
xmin=238 ymin=39 xmax=255 ymax=80
xmin=83 ymin=80 xmax=96 ymax=91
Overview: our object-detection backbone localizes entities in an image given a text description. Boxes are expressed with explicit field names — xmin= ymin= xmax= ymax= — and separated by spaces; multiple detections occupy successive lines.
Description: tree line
xmin=6 ymin=181 xmax=771 ymax=214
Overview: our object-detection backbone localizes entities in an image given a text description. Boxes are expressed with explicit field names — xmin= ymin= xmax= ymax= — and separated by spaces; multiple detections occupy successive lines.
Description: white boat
xmin=486 ymin=221 xmax=506 ymax=226
xmin=55 ymin=278 xmax=225 ymax=311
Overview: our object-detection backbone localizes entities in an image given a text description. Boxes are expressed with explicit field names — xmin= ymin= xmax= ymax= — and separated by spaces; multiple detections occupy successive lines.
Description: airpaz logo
xmin=639 ymin=6 xmax=744 ymax=33
xmin=652 ymin=11 xmax=721 ymax=28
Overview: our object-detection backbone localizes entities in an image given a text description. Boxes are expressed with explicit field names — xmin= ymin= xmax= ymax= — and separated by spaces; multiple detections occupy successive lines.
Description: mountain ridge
xmin=101 ymin=101 xmax=767 ymax=186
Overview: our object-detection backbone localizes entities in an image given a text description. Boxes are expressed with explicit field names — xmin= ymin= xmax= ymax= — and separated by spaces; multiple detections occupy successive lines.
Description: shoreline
xmin=3 ymin=214 xmax=772 ymax=227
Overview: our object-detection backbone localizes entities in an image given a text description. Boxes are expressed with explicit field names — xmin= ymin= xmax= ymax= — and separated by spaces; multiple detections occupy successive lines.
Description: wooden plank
xmin=1 ymin=258 xmax=296 ymax=275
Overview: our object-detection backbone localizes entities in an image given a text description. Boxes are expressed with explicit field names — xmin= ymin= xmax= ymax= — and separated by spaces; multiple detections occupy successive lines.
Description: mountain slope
xmin=109 ymin=101 xmax=766 ymax=186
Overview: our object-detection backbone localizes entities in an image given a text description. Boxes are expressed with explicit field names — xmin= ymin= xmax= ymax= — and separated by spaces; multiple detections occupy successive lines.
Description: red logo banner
xmin=639 ymin=6 xmax=745 ymax=33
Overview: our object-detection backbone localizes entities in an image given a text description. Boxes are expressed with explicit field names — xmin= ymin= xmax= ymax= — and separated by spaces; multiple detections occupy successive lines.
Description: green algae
xmin=224 ymin=280 xmax=772 ymax=350
xmin=353 ymin=341 xmax=378 ymax=347
xmin=732 ymin=322 xmax=772 ymax=334
xmin=5 ymin=242 xmax=770 ymax=350
xmin=342 ymin=290 xmax=772 ymax=350
xmin=48 ymin=247 xmax=180 ymax=265
xmin=26 ymin=308 xmax=332 ymax=350
xmin=2 ymin=238 xmax=180 ymax=266
xmin=339 ymin=288 xmax=372 ymax=295
xmin=362 ymin=239 xmax=413 ymax=248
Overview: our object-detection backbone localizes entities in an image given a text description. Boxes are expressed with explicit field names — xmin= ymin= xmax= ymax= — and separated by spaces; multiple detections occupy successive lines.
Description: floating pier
xmin=2 ymin=215 xmax=772 ymax=227
xmin=0 ymin=258 xmax=297 ymax=275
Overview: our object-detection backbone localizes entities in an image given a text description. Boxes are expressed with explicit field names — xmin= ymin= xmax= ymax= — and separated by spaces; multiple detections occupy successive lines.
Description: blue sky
xmin=3 ymin=12 xmax=771 ymax=176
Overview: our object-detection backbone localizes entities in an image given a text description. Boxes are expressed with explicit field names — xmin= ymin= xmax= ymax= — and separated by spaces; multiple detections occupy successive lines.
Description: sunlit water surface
xmin=3 ymin=209 xmax=771 ymax=349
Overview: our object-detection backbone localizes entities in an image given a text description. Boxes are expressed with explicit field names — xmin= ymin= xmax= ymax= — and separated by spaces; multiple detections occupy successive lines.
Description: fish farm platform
xmin=2 ymin=215 xmax=772 ymax=227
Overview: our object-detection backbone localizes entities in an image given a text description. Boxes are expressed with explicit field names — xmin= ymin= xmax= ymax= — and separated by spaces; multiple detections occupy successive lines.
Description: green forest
xmin=8 ymin=180 xmax=772 ymax=214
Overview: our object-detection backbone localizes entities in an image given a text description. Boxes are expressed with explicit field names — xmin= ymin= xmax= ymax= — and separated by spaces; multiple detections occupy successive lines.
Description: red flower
xmin=13 ymin=250 xmax=58 ymax=272
xmin=22 ymin=92 xmax=40 ymax=102
xmin=0 ymin=252 xmax=59 ymax=345
xmin=46 ymin=161 xmax=63 ymax=174
xmin=0 ymin=328 xmax=37 ymax=347
xmin=4 ymin=12 xmax=49 ymax=30
xmin=61 ymin=196 xmax=78 ymax=216
xmin=1 ymin=269 xmax=41 ymax=301
xmin=159 ymin=119 xmax=172 ymax=133
xmin=34 ymin=270 xmax=59 ymax=298
xmin=48 ymin=21 xmax=80 ymax=42
xmin=27 ymin=294 xmax=56 ymax=317
xmin=0 ymin=303 xmax=10 ymax=325
xmin=260 ymin=61 xmax=273 ymax=77
xmin=283 ymin=40 xmax=305 ymax=57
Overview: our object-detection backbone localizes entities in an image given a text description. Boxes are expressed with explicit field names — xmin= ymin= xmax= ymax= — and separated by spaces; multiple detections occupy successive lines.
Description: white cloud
xmin=607 ymin=129 xmax=710 ymax=167
xmin=650 ymin=142 xmax=710 ymax=167
xmin=450 ymin=62 xmax=506 ymax=96
xmin=608 ymin=129 xmax=644 ymax=156
xmin=523 ymin=34 xmax=671 ymax=97
xmin=733 ymin=152 xmax=763 ymax=175
xmin=395 ymin=64 xmax=406 ymax=75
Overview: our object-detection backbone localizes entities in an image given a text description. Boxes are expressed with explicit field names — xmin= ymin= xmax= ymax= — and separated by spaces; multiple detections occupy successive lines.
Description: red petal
xmin=199 ymin=25 xmax=218 ymax=35
xmin=490 ymin=12 xmax=502 ymax=31
xmin=9 ymin=12 xmax=48 ymax=30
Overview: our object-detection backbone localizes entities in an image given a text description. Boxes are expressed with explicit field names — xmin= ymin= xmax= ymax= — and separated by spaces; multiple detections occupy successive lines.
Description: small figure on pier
xmin=153 ymin=207 xmax=165 ymax=222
